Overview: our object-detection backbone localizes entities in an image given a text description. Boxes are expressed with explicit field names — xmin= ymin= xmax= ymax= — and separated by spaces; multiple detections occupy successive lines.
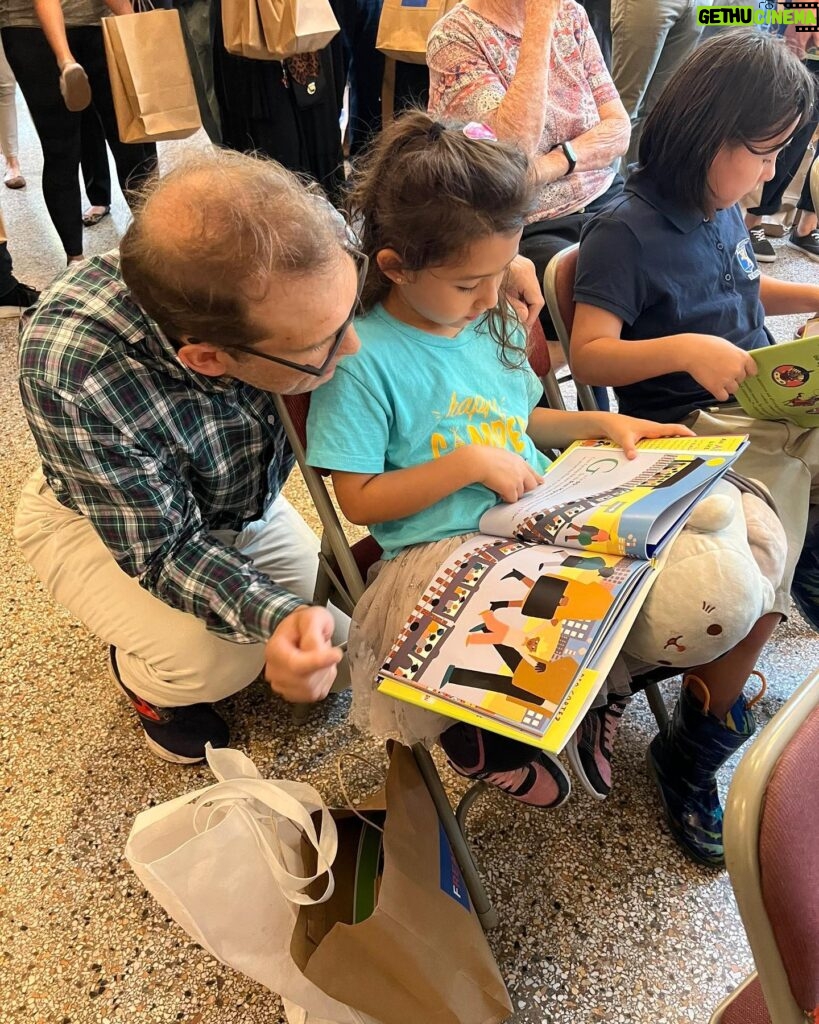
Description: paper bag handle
xmin=190 ymin=778 xmax=338 ymax=905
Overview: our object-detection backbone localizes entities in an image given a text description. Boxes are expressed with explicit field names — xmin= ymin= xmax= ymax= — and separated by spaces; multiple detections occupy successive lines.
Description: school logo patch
xmin=735 ymin=237 xmax=760 ymax=280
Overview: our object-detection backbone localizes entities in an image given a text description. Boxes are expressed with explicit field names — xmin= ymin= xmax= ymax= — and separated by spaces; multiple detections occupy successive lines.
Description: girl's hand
xmin=466 ymin=446 xmax=543 ymax=502
xmin=678 ymin=334 xmax=759 ymax=401
xmin=596 ymin=413 xmax=695 ymax=460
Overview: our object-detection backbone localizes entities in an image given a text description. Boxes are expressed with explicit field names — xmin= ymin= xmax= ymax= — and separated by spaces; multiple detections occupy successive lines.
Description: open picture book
xmin=377 ymin=435 xmax=749 ymax=754
xmin=737 ymin=323 xmax=819 ymax=428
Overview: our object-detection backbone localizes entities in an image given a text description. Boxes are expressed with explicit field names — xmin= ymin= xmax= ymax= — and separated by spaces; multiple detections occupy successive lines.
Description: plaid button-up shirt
xmin=18 ymin=251 xmax=302 ymax=643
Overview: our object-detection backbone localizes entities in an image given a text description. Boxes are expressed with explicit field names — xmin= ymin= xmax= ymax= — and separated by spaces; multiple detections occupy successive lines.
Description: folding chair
xmin=710 ymin=669 xmax=819 ymax=1024
xmin=542 ymin=243 xmax=600 ymax=412
xmin=274 ymin=390 xmax=499 ymax=930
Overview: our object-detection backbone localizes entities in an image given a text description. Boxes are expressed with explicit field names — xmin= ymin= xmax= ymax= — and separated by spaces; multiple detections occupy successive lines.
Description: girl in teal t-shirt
xmin=306 ymin=112 xmax=695 ymax=819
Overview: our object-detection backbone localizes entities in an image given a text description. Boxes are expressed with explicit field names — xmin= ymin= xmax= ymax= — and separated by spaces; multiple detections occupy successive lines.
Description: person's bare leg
xmin=793 ymin=208 xmax=818 ymax=238
xmin=687 ymin=611 xmax=779 ymax=717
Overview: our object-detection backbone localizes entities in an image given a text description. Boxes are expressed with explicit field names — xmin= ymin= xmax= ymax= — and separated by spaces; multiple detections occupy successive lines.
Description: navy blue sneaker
xmin=108 ymin=647 xmax=229 ymax=764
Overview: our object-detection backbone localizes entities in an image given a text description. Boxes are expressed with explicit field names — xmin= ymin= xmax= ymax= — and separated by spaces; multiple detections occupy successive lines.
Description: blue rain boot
xmin=646 ymin=673 xmax=763 ymax=867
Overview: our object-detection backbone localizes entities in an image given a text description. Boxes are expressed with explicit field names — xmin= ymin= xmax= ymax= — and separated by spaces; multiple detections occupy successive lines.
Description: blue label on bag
xmin=401 ymin=0 xmax=430 ymax=7
xmin=438 ymin=822 xmax=471 ymax=911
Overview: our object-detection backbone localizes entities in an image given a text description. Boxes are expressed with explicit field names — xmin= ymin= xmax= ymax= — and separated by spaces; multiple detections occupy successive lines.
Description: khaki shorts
xmin=686 ymin=405 xmax=819 ymax=618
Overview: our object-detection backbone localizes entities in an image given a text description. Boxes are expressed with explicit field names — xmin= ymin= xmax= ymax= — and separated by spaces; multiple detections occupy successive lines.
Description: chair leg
xmin=412 ymin=743 xmax=499 ymax=930
xmin=645 ymin=681 xmax=669 ymax=731
xmin=455 ymin=781 xmax=488 ymax=830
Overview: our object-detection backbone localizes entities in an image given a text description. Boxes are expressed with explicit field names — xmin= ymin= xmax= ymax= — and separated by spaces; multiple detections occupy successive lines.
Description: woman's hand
xmin=504 ymin=254 xmax=544 ymax=331
xmin=594 ymin=413 xmax=695 ymax=459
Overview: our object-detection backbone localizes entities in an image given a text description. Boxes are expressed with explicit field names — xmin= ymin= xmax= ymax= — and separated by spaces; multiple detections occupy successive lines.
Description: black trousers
xmin=80 ymin=106 xmax=111 ymax=208
xmin=2 ymin=26 xmax=156 ymax=257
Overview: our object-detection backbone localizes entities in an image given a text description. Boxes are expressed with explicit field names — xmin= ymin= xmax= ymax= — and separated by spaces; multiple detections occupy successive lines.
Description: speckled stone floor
xmin=2 ymin=103 xmax=818 ymax=1024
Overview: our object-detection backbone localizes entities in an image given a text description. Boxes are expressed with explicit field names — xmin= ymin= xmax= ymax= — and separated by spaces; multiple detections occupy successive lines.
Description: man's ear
xmin=376 ymin=248 xmax=409 ymax=285
xmin=176 ymin=338 xmax=234 ymax=378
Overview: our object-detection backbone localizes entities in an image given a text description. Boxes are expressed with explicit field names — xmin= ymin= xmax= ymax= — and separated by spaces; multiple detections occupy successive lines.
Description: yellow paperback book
xmin=377 ymin=434 xmax=748 ymax=754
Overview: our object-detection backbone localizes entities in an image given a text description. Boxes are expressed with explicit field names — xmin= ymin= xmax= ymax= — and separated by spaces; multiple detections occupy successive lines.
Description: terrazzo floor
xmin=2 ymin=102 xmax=818 ymax=1024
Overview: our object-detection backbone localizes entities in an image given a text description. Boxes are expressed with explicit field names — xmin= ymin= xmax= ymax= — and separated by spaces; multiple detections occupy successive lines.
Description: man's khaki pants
xmin=14 ymin=469 xmax=349 ymax=706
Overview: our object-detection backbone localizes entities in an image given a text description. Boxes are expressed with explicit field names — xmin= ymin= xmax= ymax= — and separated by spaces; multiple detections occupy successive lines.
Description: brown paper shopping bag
xmin=222 ymin=0 xmax=279 ymax=60
xmin=257 ymin=0 xmax=339 ymax=60
xmin=291 ymin=743 xmax=512 ymax=1024
xmin=102 ymin=8 xmax=201 ymax=143
xmin=376 ymin=0 xmax=457 ymax=64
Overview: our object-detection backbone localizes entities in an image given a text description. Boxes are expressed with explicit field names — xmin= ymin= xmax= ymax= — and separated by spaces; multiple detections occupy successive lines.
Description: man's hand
xmin=465 ymin=446 xmax=543 ymax=502
xmin=505 ymin=254 xmax=544 ymax=331
xmin=265 ymin=606 xmax=342 ymax=704
xmin=679 ymin=334 xmax=759 ymax=402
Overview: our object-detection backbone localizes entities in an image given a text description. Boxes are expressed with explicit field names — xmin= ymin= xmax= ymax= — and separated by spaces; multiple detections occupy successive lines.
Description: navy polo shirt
xmin=574 ymin=168 xmax=772 ymax=424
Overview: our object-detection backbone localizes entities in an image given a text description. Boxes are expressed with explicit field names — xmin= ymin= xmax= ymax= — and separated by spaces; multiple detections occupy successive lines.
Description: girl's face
xmin=380 ymin=230 xmax=523 ymax=337
xmin=708 ymin=117 xmax=800 ymax=210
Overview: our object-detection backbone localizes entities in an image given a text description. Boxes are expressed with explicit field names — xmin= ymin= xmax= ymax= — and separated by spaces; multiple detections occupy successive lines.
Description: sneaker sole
xmin=786 ymin=239 xmax=819 ymax=263
xmin=107 ymin=654 xmax=205 ymax=765
xmin=565 ymin=734 xmax=608 ymax=802
xmin=645 ymin=747 xmax=724 ymax=868
xmin=752 ymin=251 xmax=776 ymax=263
xmin=144 ymin=733 xmax=205 ymax=765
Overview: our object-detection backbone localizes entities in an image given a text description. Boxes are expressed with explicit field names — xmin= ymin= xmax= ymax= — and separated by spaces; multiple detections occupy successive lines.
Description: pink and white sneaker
xmin=567 ymin=697 xmax=630 ymax=800
xmin=441 ymin=723 xmax=571 ymax=809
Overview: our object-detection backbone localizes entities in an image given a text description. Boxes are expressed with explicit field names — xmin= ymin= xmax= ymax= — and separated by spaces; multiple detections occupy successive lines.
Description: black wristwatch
xmin=560 ymin=141 xmax=577 ymax=176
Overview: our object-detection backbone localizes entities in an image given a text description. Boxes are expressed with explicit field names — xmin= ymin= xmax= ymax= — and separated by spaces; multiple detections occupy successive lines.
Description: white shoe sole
xmin=107 ymin=651 xmax=204 ymax=765
xmin=143 ymin=733 xmax=205 ymax=765
xmin=786 ymin=239 xmax=819 ymax=263
xmin=752 ymin=251 xmax=776 ymax=263
xmin=565 ymin=733 xmax=608 ymax=802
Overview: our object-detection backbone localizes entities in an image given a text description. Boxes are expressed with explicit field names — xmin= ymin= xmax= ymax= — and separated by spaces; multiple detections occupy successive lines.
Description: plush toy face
xmin=624 ymin=483 xmax=784 ymax=668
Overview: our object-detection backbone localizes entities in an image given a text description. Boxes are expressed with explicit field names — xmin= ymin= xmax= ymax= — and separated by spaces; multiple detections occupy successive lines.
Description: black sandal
xmin=82 ymin=205 xmax=110 ymax=227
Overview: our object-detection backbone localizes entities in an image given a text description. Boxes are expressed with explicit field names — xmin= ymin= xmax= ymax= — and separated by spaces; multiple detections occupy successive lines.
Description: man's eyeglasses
xmin=225 ymin=249 xmax=369 ymax=378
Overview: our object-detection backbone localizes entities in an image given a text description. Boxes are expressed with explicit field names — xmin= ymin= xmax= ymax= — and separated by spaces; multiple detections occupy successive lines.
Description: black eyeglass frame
xmin=224 ymin=248 xmax=369 ymax=378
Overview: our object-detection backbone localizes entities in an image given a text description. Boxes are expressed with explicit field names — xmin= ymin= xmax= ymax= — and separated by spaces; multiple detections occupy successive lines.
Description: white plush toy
xmin=624 ymin=480 xmax=787 ymax=668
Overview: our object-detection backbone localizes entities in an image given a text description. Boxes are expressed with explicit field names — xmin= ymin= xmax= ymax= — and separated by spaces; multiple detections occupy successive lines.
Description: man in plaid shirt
xmin=14 ymin=150 xmax=362 ymax=764
xmin=14 ymin=147 xmax=547 ymax=763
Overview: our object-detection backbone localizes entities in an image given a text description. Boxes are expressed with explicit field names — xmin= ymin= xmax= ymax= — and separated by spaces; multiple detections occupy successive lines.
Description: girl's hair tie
xmin=428 ymin=121 xmax=446 ymax=141
xmin=463 ymin=122 xmax=497 ymax=142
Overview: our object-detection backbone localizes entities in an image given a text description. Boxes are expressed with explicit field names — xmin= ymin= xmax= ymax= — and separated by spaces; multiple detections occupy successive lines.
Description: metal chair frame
xmin=710 ymin=670 xmax=819 ymax=1024
xmin=275 ymin=393 xmax=498 ymax=930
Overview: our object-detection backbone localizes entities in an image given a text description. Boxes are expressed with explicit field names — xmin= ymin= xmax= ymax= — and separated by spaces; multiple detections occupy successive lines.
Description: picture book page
xmin=377 ymin=535 xmax=654 ymax=751
xmin=478 ymin=436 xmax=746 ymax=559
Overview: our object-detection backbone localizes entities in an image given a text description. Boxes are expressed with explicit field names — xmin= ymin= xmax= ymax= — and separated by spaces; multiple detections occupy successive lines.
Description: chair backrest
xmin=542 ymin=244 xmax=599 ymax=411
xmin=528 ymin=317 xmax=566 ymax=411
xmin=274 ymin=392 xmax=376 ymax=608
xmin=724 ymin=670 xmax=819 ymax=1023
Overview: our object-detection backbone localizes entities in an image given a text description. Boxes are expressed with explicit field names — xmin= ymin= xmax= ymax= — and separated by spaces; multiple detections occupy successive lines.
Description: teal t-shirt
xmin=306 ymin=305 xmax=550 ymax=559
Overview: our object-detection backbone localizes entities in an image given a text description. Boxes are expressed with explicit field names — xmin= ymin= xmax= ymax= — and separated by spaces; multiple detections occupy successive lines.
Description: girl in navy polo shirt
xmin=572 ymin=31 xmax=819 ymax=866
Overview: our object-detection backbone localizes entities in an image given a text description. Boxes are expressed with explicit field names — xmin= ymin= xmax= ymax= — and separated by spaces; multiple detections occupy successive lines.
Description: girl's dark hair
xmin=346 ymin=110 xmax=538 ymax=364
xmin=639 ymin=31 xmax=815 ymax=214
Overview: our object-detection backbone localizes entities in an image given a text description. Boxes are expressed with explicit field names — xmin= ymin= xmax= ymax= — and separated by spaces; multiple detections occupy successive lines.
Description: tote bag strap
xmin=190 ymin=778 xmax=338 ymax=905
